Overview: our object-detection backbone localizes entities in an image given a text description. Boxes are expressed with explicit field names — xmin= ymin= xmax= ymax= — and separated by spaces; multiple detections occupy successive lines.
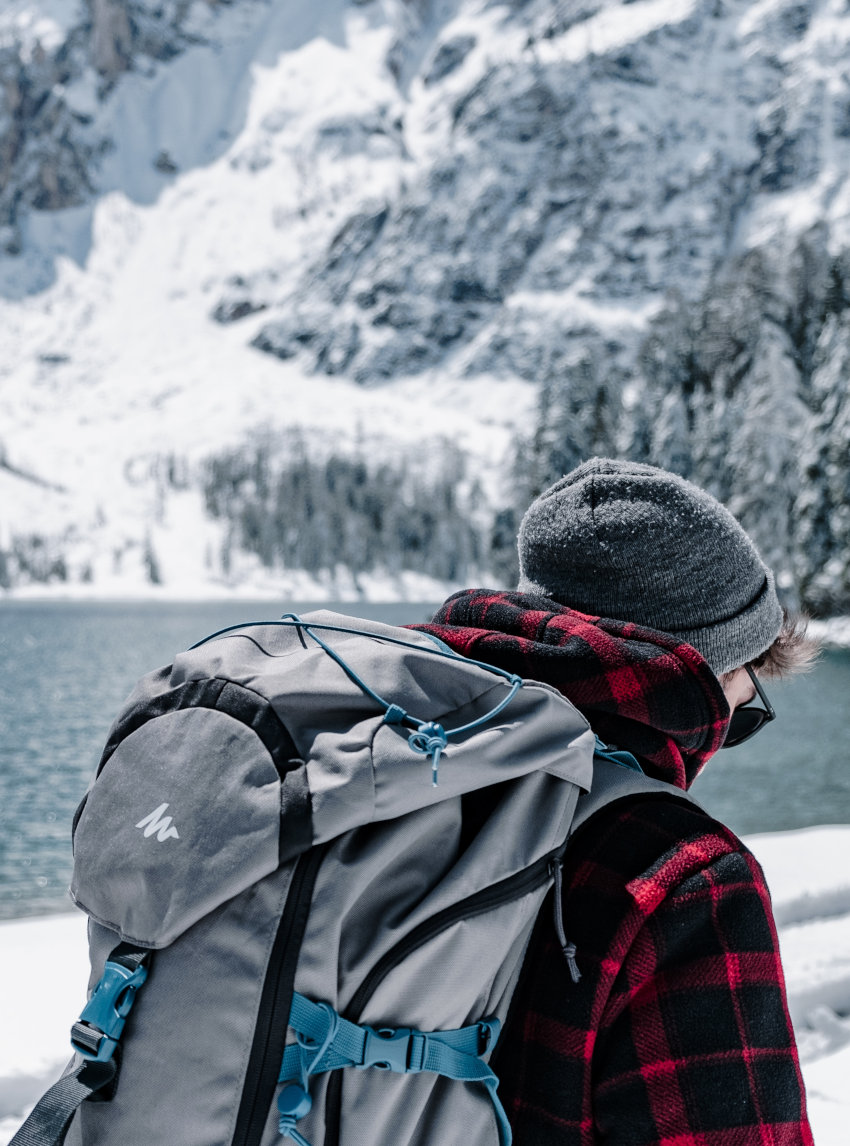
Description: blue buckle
xmin=71 ymin=960 xmax=148 ymax=1062
xmin=358 ymin=1026 xmax=416 ymax=1072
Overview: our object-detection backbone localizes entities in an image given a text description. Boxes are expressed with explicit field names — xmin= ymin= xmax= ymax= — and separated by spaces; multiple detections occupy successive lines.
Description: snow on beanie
xmin=516 ymin=458 xmax=783 ymax=676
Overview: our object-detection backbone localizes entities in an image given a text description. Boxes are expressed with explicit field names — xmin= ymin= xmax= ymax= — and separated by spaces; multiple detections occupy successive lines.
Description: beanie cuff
xmin=670 ymin=572 xmax=783 ymax=676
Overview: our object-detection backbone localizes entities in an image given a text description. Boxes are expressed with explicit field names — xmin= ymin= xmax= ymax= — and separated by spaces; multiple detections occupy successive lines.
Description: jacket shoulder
xmin=565 ymin=790 xmax=763 ymax=909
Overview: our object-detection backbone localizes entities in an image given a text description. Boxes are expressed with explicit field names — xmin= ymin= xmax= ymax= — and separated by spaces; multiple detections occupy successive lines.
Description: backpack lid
xmin=71 ymin=612 xmax=594 ymax=947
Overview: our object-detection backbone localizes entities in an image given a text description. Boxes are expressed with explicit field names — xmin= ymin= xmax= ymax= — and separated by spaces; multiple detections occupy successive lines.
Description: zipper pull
xmin=549 ymin=859 xmax=581 ymax=984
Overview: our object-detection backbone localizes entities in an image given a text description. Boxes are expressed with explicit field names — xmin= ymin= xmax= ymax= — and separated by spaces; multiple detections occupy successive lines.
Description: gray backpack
xmin=13 ymin=611 xmax=684 ymax=1146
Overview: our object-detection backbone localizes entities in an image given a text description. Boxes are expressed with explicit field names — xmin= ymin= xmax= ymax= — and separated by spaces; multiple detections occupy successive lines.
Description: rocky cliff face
xmin=0 ymin=1 xmax=211 ymax=255
xmin=3 ymin=0 xmax=850 ymax=610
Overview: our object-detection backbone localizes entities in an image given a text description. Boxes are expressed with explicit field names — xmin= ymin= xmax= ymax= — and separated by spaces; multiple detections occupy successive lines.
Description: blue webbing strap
xmin=277 ymin=992 xmax=511 ymax=1146
xmin=593 ymin=737 xmax=643 ymax=772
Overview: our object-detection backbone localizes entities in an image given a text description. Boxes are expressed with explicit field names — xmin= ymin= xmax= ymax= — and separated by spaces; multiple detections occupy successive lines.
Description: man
xmin=419 ymin=458 xmax=816 ymax=1145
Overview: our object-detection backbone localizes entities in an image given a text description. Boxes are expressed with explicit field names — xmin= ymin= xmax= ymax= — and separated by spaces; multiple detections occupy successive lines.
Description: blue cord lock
xmin=278 ymin=1084 xmax=313 ymax=1144
xmin=408 ymin=722 xmax=449 ymax=786
xmin=71 ymin=960 xmax=148 ymax=1062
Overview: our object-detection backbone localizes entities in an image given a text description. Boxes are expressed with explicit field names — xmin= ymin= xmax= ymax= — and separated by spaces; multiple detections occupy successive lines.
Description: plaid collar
xmin=410 ymin=589 xmax=730 ymax=789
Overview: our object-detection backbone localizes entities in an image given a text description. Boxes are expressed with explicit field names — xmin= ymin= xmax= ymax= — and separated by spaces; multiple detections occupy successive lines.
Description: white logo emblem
xmin=136 ymin=803 xmax=180 ymax=842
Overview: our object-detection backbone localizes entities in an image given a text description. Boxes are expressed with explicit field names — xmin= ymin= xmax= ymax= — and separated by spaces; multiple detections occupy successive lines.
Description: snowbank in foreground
xmin=1 ymin=826 xmax=848 ymax=1144
xmin=740 ymin=826 xmax=850 ymax=1145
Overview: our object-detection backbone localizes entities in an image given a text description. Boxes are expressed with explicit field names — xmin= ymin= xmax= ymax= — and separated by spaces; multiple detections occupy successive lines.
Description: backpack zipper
xmin=231 ymin=843 xmax=328 ymax=1146
xmin=323 ymin=842 xmax=567 ymax=1146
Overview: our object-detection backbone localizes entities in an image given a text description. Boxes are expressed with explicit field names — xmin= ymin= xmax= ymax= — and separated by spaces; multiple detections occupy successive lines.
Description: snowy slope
xmin=1 ymin=825 xmax=849 ymax=1144
xmin=0 ymin=0 xmax=532 ymax=597
xmin=4 ymin=0 xmax=850 ymax=603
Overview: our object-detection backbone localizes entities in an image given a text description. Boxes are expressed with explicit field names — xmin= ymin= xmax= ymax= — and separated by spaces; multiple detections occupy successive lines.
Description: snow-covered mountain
xmin=2 ymin=0 xmax=850 ymax=607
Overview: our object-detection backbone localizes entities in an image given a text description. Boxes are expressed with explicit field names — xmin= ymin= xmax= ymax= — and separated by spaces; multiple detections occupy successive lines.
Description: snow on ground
xmin=0 ymin=558 xmax=458 ymax=604
xmin=740 ymin=827 xmax=850 ymax=1145
xmin=0 ymin=826 xmax=848 ymax=1143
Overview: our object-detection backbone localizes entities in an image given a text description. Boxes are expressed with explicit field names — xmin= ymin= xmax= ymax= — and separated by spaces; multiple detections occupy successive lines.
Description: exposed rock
xmin=211 ymin=274 xmax=272 ymax=323
xmin=0 ymin=0 xmax=216 ymax=243
xmin=423 ymin=35 xmax=476 ymax=87
xmin=154 ymin=149 xmax=178 ymax=173
xmin=212 ymin=297 xmax=267 ymax=323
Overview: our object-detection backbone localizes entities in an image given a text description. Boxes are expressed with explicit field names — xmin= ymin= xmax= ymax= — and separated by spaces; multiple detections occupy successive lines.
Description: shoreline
xmin=1 ymin=592 xmax=849 ymax=648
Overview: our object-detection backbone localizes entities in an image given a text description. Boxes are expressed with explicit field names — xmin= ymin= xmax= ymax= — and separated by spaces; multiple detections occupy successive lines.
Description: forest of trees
xmin=511 ymin=230 xmax=850 ymax=615
xmin=200 ymin=434 xmax=513 ymax=588
xmin=198 ymin=229 xmax=850 ymax=617
xmin=5 ymin=224 xmax=850 ymax=613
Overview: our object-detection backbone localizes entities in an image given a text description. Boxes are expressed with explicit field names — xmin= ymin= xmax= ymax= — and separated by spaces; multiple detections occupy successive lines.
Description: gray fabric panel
xmin=297 ymin=1070 xmax=501 ymax=1146
xmin=307 ymin=724 xmax=376 ymax=844
xmin=359 ymin=886 xmax=549 ymax=1031
xmin=368 ymin=681 xmax=591 ymax=825
xmin=294 ymin=773 xmax=579 ymax=1016
xmin=168 ymin=612 xmax=593 ymax=845
xmin=290 ymin=772 xmax=579 ymax=1146
xmin=290 ymin=888 xmax=547 ymax=1146
xmin=71 ymin=708 xmax=282 ymax=947
xmin=296 ymin=803 xmax=462 ymax=1010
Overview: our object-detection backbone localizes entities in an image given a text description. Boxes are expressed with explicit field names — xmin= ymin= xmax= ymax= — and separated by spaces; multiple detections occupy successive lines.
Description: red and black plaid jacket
xmin=414 ymin=590 xmax=813 ymax=1146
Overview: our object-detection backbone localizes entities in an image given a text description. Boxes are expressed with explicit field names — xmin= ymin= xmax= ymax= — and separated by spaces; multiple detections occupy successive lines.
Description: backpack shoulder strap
xmin=10 ymin=945 xmax=150 ymax=1146
xmin=545 ymin=745 xmax=704 ymax=986
xmin=571 ymin=742 xmax=703 ymax=834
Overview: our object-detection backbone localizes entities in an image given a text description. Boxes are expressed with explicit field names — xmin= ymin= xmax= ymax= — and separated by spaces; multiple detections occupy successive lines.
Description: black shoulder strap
xmin=9 ymin=1058 xmax=117 ymax=1146
xmin=572 ymin=751 xmax=703 ymax=834
xmin=10 ymin=944 xmax=150 ymax=1146
xmin=544 ymin=751 xmax=704 ymax=985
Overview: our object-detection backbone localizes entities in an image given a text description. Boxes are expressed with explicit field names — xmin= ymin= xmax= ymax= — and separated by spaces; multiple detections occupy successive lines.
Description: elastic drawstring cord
xmin=266 ymin=614 xmax=523 ymax=787
xmin=277 ymin=1115 xmax=312 ymax=1146
xmin=549 ymin=859 xmax=581 ymax=984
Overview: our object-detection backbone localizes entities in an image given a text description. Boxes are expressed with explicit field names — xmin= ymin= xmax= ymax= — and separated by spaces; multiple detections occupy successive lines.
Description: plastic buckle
xmin=358 ymin=1025 xmax=414 ymax=1072
xmin=71 ymin=960 xmax=148 ymax=1062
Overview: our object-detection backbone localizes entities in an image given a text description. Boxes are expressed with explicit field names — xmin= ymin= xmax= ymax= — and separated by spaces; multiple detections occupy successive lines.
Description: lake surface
xmin=1 ymin=600 xmax=848 ymax=920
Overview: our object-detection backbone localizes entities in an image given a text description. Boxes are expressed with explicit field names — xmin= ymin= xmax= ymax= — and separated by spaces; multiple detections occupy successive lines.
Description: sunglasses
xmin=721 ymin=664 xmax=776 ymax=749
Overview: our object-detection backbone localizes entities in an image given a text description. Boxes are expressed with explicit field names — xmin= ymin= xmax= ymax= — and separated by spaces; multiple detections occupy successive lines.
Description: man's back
xmin=496 ymin=793 xmax=812 ymax=1145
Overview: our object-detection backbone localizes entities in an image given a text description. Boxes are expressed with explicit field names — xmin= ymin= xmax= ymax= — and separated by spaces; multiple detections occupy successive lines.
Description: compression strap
xmin=275 ymin=992 xmax=511 ymax=1146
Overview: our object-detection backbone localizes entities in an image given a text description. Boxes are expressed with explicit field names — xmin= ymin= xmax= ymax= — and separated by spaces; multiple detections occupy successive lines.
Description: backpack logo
xmin=136 ymin=803 xmax=180 ymax=842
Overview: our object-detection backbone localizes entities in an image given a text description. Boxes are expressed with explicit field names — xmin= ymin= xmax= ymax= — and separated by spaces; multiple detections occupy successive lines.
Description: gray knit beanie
xmin=517 ymin=458 xmax=783 ymax=676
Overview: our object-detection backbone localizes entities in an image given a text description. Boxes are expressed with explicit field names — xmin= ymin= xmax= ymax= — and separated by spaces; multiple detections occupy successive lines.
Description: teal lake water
xmin=1 ymin=600 xmax=848 ymax=920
